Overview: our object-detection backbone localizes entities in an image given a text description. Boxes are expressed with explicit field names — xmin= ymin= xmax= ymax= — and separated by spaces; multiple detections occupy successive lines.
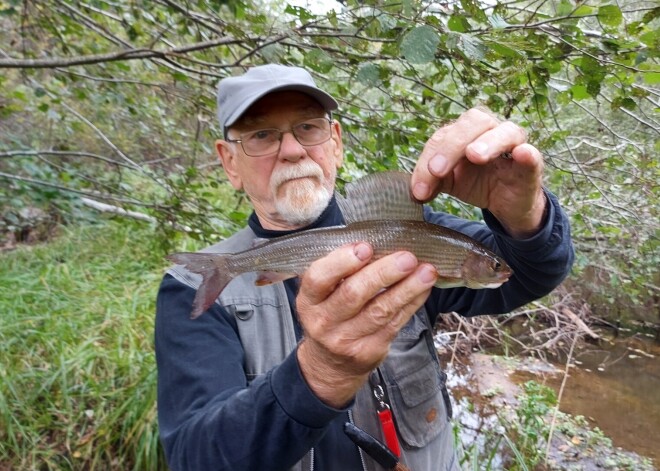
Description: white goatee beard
xmin=270 ymin=160 xmax=334 ymax=226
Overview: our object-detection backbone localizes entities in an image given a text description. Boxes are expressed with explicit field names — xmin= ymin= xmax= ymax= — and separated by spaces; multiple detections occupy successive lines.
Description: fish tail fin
xmin=167 ymin=253 xmax=233 ymax=319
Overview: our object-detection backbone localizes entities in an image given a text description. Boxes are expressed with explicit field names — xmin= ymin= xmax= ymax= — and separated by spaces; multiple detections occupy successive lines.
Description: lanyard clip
xmin=373 ymin=384 xmax=390 ymax=412
xmin=370 ymin=371 xmax=401 ymax=458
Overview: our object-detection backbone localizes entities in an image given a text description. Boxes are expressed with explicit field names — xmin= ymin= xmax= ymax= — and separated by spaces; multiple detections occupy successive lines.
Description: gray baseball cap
xmin=216 ymin=64 xmax=339 ymax=136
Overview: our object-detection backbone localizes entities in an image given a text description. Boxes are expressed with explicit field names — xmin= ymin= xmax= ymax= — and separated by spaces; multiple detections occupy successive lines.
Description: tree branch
xmin=0 ymin=36 xmax=259 ymax=69
xmin=0 ymin=150 xmax=134 ymax=168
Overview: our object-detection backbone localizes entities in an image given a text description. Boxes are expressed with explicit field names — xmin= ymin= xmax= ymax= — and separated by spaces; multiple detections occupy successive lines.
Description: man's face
xmin=216 ymin=91 xmax=343 ymax=230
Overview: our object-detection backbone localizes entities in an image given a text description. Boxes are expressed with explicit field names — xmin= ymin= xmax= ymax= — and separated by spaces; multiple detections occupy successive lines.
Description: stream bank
xmin=440 ymin=331 xmax=659 ymax=470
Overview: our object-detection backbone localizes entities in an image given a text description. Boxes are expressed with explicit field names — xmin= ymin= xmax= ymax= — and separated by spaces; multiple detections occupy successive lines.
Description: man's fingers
xmin=412 ymin=108 xmax=499 ymax=201
xmin=300 ymin=242 xmax=373 ymax=305
xmin=465 ymin=121 xmax=528 ymax=164
xmin=346 ymin=263 xmax=438 ymax=338
xmin=330 ymin=251 xmax=420 ymax=320
xmin=511 ymin=143 xmax=544 ymax=171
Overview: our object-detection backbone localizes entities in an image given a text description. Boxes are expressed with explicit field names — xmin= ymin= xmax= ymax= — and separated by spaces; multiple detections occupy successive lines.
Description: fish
xmin=167 ymin=171 xmax=513 ymax=319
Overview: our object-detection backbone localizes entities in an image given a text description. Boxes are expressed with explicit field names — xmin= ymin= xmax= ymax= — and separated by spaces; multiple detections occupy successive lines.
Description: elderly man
xmin=156 ymin=64 xmax=574 ymax=471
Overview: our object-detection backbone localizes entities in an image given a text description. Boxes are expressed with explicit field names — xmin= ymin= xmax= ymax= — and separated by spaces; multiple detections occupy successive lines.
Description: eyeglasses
xmin=226 ymin=117 xmax=333 ymax=157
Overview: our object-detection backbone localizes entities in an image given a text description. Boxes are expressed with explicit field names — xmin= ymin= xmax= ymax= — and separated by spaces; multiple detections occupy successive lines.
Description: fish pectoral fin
xmin=254 ymin=271 xmax=297 ymax=286
xmin=434 ymin=276 xmax=466 ymax=289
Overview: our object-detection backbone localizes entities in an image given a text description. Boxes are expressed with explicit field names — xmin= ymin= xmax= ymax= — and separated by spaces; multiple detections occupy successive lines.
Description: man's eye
xmin=249 ymin=130 xmax=275 ymax=141
xmin=296 ymin=122 xmax=320 ymax=134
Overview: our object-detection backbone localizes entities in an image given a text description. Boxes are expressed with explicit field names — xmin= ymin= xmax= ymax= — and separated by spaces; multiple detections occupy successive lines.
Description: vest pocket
xmin=381 ymin=312 xmax=449 ymax=448
xmin=221 ymin=291 xmax=295 ymax=381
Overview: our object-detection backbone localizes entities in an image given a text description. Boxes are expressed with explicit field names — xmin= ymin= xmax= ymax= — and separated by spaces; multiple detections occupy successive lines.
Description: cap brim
xmin=224 ymin=84 xmax=338 ymax=132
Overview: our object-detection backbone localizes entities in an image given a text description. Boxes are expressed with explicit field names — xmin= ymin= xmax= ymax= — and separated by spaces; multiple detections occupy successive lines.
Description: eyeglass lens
xmin=240 ymin=118 xmax=331 ymax=156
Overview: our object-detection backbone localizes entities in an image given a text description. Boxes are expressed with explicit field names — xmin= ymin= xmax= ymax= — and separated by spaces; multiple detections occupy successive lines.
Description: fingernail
xmin=354 ymin=242 xmax=372 ymax=261
xmin=470 ymin=142 xmax=489 ymax=158
xmin=413 ymin=182 xmax=430 ymax=200
xmin=396 ymin=252 xmax=417 ymax=272
xmin=429 ymin=155 xmax=447 ymax=175
xmin=417 ymin=265 xmax=438 ymax=284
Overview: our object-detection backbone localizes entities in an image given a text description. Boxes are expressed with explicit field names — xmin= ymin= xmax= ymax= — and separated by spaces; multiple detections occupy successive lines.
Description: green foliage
xmin=507 ymin=381 xmax=557 ymax=469
xmin=0 ymin=220 xmax=168 ymax=469
xmin=457 ymin=380 xmax=557 ymax=470
xmin=0 ymin=0 xmax=658 ymax=317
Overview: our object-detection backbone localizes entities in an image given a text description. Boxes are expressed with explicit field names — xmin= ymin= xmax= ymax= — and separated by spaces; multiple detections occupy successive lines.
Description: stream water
xmin=513 ymin=333 xmax=660 ymax=465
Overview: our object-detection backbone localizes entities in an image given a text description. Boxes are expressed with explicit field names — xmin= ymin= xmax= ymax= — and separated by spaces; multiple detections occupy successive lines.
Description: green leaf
xmin=557 ymin=0 xmax=574 ymax=17
xmin=642 ymin=71 xmax=660 ymax=85
xmin=639 ymin=30 xmax=659 ymax=48
xmin=458 ymin=33 xmax=487 ymax=61
xmin=303 ymin=49 xmax=334 ymax=73
xmin=586 ymin=80 xmax=601 ymax=97
xmin=460 ymin=0 xmax=487 ymax=23
xmin=448 ymin=15 xmax=470 ymax=33
xmin=571 ymin=84 xmax=590 ymax=100
xmin=400 ymin=26 xmax=440 ymax=64
xmin=377 ymin=13 xmax=397 ymax=32
xmin=401 ymin=0 xmax=413 ymax=16
xmin=356 ymin=63 xmax=381 ymax=86
xmin=621 ymin=97 xmax=636 ymax=111
xmin=598 ymin=5 xmax=623 ymax=27
xmin=556 ymin=90 xmax=572 ymax=105
xmin=284 ymin=5 xmax=315 ymax=22
xmin=489 ymin=42 xmax=522 ymax=58
xmin=573 ymin=5 xmax=594 ymax=16
xmin=579 ymin=55 xmax=607 ymax=83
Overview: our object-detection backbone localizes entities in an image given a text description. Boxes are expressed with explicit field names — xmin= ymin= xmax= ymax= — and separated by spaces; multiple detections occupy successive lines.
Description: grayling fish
xmin=168 ymin=171 xmax=512 ymax=319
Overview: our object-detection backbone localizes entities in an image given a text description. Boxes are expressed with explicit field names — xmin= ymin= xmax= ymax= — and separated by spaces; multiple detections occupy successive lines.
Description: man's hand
xmin=296 ymin=243 xmax=437 ymax=408
xmin=411 ymin=107 xmax=547 ymax=239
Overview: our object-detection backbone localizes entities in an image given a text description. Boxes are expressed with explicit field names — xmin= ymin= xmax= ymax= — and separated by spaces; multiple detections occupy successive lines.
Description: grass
xmin=0 ymin=218 xmax=170 ymax=470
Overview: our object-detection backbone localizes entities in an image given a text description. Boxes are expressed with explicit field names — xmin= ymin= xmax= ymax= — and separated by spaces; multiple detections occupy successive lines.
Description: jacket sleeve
xmin=155 ymin=275 xmax=343 ymax=471
xmin=424 ymin=188 xmax=574 ymax=319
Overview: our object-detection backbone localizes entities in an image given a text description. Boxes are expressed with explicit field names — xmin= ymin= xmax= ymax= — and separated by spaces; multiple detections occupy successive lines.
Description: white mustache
xmin=270 ymin=161 xmax=324 ymax=190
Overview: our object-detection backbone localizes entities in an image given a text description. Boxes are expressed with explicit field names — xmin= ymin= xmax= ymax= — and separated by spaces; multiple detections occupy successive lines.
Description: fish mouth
xmin=466 ymin=279 xmax=507 ymax=289
xmin=466 ymin=270 xmax=513 ymax=289
xmin=474 ymin=281 xmax=506 ymax=289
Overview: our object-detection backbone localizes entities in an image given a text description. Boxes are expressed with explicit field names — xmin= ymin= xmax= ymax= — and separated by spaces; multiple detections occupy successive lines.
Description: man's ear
xmin=216 ymin=140 xmax=243 ymax=190
xmin=331 ymin=120 xmax=344 ymax=170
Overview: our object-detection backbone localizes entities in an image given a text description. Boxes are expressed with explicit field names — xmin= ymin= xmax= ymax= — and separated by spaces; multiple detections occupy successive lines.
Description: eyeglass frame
xmin=225 ymin=116 xmax=334 ymax=157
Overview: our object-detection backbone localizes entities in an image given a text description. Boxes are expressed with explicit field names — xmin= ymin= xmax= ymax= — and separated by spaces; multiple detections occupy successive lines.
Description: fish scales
xmin=228 ymin=220 xmax=485 ymax=278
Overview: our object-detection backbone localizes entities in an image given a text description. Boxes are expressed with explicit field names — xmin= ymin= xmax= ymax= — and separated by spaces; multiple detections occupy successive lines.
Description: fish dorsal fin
xmin=336 ymin=171 xmax=424 ymax=224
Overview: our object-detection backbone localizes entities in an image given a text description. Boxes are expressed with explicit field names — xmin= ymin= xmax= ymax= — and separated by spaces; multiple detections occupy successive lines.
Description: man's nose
xmin=278 ymin=131 xmax=305 ymax=161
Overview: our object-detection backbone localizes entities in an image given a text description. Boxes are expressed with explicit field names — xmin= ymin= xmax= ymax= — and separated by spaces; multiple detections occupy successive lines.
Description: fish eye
xmin=493 ymin=261 xmax=502 ymax=271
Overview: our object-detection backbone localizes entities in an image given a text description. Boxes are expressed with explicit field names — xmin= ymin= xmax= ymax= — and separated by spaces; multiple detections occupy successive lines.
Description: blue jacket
xmin=155 ymin=191 xmax=574 ymax=470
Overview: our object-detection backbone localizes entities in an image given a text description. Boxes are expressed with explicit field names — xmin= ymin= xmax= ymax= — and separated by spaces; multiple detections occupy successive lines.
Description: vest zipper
xmin=348 ymin=409 xmax=368 ymax=471
xmin=309 ymin=447 xmax=314 ymax=471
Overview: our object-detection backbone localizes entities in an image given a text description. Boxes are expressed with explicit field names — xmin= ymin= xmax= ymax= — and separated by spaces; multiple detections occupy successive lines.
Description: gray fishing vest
xmin=168 ymin=227 xmax=459 ymax=471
